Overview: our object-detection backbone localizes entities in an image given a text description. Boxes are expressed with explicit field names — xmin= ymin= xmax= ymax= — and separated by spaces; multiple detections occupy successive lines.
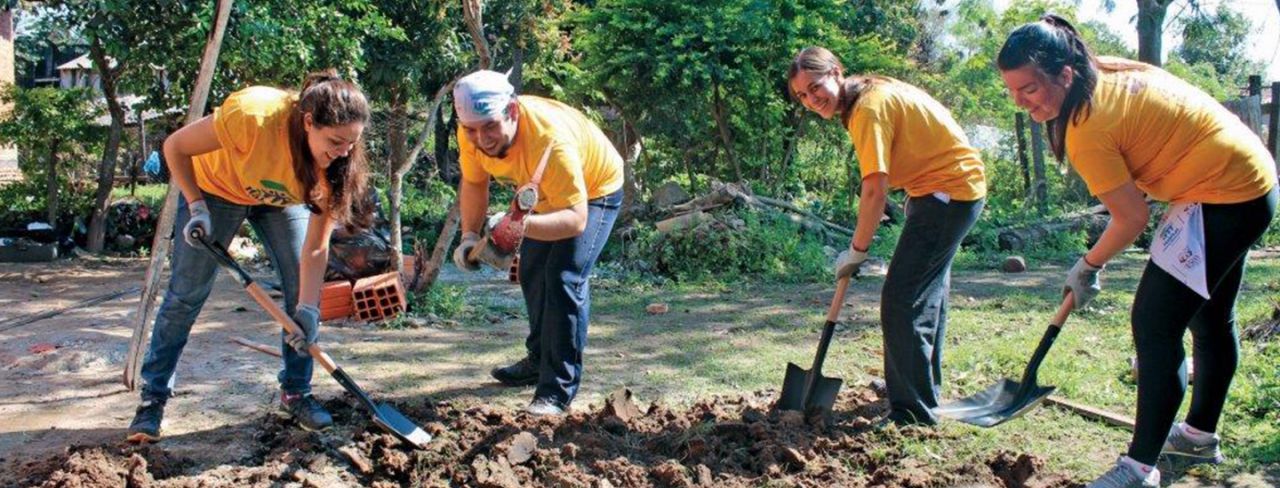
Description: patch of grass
xmin=110 ymin=183 xmax=167 ymax=209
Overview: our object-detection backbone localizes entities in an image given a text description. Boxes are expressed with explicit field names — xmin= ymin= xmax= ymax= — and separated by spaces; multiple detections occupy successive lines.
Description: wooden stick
xmin=0 ymin=287 xmax=139 ymax=332
xmin=230 ymin=336 xmax=282 ymax=358
xmin=1045 ymin=396 xmax=1134 ymax=431
xmin=124 ymin=0 xmax=234 ymax=390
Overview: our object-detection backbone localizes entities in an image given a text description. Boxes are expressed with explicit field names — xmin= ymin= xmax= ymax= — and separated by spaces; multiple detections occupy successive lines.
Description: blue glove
xmin=286 ymin=304 xmax=320 ymax=353
xmin=143 ymin=151 xmax=162 ymax=177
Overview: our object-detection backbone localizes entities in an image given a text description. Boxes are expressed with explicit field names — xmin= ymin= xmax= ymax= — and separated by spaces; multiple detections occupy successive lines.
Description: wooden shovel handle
xmin=1052 ymin=291 xmax=1074 ymax=328
xmin=244 ymin=282 xmax=340 ymax=374
xmin=825 ymin=276 xmax=852 ymax=323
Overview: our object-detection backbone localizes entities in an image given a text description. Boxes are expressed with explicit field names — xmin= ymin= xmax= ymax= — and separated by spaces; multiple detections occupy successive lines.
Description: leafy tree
xmin=1173 ymin=5 xmax=1263 ymax=88
xmin=0 ymin=85 xmax=96 ymax=225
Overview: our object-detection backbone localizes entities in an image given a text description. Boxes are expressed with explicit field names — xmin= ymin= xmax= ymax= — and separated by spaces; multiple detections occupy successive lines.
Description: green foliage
xmin=392 ymin=176 xmax=456 ymax=252
xmin=406 ymin=283 xmax=468 ymax=320
xmin=636 ymin=208 xmax=829 ymax=283
xmin=1173 ymin=6 xmax=1264 ymax=89
xmin=0 ymin=178 xmax=95 ymax=230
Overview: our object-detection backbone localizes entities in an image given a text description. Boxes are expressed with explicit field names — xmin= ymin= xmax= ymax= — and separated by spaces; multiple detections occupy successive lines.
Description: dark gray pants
xmin=881 ymin=194 xmax=983 ymax=425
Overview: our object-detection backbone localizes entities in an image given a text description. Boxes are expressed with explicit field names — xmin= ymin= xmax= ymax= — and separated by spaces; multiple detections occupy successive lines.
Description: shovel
xmin=192 ymin=230 xmax=431 ymax=448
xmin=935 ymin=292 xmax=1075 ymax=427
xmin=777 ymin=276 xmax=852 ymax=416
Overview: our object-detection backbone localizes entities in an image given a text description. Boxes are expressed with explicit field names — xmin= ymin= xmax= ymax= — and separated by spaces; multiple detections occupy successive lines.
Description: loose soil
xmin=9 ymin=385 xmax=1075 ymax=487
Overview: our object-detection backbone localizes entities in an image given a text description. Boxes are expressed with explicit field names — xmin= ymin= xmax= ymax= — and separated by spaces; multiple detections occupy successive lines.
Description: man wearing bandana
xmin=450 ymin=70 xmax=624 ymax=416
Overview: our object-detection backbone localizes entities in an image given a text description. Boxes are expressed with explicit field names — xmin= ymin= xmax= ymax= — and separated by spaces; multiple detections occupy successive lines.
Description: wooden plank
xmin=230 ymin=336 xmax=282 ymax=358
xmin=1045 ymin=396 xmax=1134 ymax=431
xmin=124 ymin=0 xmax=234 ymax=390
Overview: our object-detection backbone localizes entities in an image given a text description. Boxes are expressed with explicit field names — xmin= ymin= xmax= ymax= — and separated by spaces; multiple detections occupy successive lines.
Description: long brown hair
xmin=996 ymin=15 xmax=1143 ymax=161
xmin=287 ymin=69 xmax=371 ymax=226
xmin=786 ymin=46 xmax=884 ymax=124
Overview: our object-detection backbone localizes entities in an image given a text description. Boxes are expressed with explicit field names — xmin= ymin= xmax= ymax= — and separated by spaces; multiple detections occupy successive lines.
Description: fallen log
xmin=997 ymin=214 xmax=1110 ymax=251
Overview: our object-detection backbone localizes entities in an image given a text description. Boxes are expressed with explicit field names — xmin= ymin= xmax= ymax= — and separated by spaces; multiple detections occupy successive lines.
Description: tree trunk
xmin=462 ymin=0 xmax=491 ymax=70
xmin=1015 ymin=112 xmax=1030 ymax=192
xmin=386 ymin=86 xmax=409 ymax=272
xmin=85 ymin=37 xmax=126 ymax=253
xmin=1029 ymin=119 xmax=1048 ymax=214
xmin=778 ymin=110 xmax=805 ymax=188
xmin=45 ymin=142 xmax=58 ymax=225
xmin=711 ymin=82 xmax=740 ymax=182
xmin=435 ymin=103 xmax=456 ymax=184
xmin=390 ymin=82 xmax=453 ymax=277
xmin=617 ymin=117 xmax=641 ymax=225
xmin=1136 ymin=0 xmax=1172 ymax=66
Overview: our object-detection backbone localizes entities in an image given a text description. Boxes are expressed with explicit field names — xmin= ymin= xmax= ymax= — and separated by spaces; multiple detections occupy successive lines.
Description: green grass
xmin=110 ymin=183 xmax=167 ymax=208
xmin=448 ymin=250 xmax=1280 ymax=483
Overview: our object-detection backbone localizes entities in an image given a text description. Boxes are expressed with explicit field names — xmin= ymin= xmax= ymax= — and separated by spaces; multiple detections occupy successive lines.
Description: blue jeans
xmin=882 ymin=195 xmax=983 ymax=425
xmin=140 ymin=194 xmax=314 ymax=401
xmin=518 ymin=190 xmax=622 ymax=408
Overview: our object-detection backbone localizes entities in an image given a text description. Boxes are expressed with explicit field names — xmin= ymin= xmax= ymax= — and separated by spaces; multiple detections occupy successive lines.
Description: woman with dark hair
xmin=787 ymin=46 xmax=986 ymax=426
xmin=998 ymin=15 xmax=1276 ymax=488
xmin=126 ymin=71 xmax=372 ymax=443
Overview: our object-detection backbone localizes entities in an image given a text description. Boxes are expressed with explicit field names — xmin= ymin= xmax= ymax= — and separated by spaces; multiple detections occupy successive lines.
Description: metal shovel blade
xmin=778 ymin=361 xmax=843 ymax=415
xmin=371 ymin=402 xmax=433 ymax=448
xmin=935 ymin=378 xmax=1056 ymax=427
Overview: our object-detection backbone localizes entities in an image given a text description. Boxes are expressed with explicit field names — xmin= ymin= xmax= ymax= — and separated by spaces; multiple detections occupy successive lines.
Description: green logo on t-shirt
xmin=246 ymin=179 xmax=298 ymax=205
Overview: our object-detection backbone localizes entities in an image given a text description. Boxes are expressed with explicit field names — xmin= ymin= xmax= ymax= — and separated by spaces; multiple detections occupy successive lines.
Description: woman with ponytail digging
xmin=787 ymin=47 xmax=986 ymax=427
xmin=126 ymin=71 xmax=372 ymax=443
xmin=998 ymin=15 xmax=1276 ymax=487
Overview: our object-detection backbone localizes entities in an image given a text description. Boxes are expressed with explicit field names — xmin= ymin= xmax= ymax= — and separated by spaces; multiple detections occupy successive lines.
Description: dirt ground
xmin=0 ymin=255 xmax=1274 ymax=487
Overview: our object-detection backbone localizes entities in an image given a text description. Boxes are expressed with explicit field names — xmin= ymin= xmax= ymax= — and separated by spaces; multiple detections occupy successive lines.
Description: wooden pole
xmin=124 ymin=0 xmax=234 ymax=390
xmin=1248 ymin=75 xmax=1262 ymax=98
xmin=1269 ymin=82 xmax=1279 ymax=161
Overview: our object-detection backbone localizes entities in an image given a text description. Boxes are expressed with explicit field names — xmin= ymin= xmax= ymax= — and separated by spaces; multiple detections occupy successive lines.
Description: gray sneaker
xmin=1086 ymin=458 xmax=1158 ymax=488
xmin=1159 ymin=424 xmax=1223 ymax=472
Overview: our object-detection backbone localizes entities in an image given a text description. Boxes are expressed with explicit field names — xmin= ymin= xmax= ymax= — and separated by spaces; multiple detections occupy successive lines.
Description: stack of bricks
xmin=351 ymin=272 xmax=406 ymax=322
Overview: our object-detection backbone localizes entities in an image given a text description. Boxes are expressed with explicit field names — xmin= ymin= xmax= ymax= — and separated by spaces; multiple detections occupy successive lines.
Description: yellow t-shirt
xmin=193 ymin=86 xmax=308 ymax=206
xmin=1066 ymin=64 xmax=1276 ymax=203
xmin=845 ymin=79 xmax=987 ymax=201
xmin=458 ymin=95 xmax=624 ymax=213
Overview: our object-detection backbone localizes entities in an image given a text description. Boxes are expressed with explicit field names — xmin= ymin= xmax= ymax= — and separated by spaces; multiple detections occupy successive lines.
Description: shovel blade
xmin=371 ymin=402 xmax=432 ymax=449
xmin=778 ymin=362 xmax=843 ymax=414
xmin=936 ymin=379 xmax=1056 ymax=427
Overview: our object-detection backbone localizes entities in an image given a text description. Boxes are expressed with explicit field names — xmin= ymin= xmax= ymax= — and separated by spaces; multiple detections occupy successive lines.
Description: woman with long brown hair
xmin=998 ymin=15 xmax=1276 ymax=487
xmin=787 ymin=46 xmax=987 ymax=426
xmin=126 ymin=70 xmax=372 ymax=443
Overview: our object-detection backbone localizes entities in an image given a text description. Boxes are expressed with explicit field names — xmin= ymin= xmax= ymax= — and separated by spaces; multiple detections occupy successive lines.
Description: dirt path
xmin=1 ymin=253 xmax=1275 ymax=486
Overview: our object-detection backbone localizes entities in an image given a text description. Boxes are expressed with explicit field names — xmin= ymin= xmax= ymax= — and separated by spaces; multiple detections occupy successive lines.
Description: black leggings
xmin=1127 ymin=186 xmax=1278 ymax=464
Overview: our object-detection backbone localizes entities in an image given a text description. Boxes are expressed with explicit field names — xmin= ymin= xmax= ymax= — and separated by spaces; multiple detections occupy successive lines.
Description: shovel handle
xmin=825 ymin=276 xmax=852 ymax=323
xmin=1051 ymin=291 xmax=1074 ymax=328
xmin=194 ymin=232 xmax=341 ymax=375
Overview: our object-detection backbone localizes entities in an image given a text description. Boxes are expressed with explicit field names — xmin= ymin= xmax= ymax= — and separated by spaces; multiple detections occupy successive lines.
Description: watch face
xmin=517 ymin=187 xmax=538 ymax=211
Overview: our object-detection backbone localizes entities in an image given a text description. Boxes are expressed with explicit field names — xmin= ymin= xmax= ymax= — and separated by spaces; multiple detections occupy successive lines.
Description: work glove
xmin=834 ymin=248 xmax=868 ymax=279
xmin=1064 ymin=256 xmax=1103 ymax=308
xmin=286 ymin=304 xmax=320 ymax=353
xmin=182 ymin=199 xmax=212 ymax=248
xmin=453 ymin=232 xmax=482 ymax=272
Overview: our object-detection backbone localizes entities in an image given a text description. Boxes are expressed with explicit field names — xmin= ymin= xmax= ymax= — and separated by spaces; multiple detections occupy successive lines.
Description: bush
xmin=394 ymin=178 xmax=457 ymax=253
xmin=634 ymin=207 xmax=830 ymax=283
xmin=0 ymin=178 xmax=95 ymax=234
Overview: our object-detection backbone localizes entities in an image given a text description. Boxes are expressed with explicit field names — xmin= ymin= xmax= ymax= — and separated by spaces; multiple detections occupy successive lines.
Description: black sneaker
xmin=490 ymin=357 xmax=539 ymax=386
xmin=126 ymin=398 xmax=166 ymax=444
xmin=278 ymin=392 xmax=334 ymax=432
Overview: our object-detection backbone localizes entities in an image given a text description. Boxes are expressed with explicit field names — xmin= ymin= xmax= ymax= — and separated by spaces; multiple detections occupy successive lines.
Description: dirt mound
xmin=11 ymin=387 xmax=1078 ymax=488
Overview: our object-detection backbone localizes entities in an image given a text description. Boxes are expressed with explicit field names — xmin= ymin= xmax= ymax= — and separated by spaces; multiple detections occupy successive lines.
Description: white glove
xmin=453 ymin=232 xmax=481 ymax=272
xmin=834 ymin=248 xmax=868 ymax=279
xmin=182 ymin=199 xmax=212 ymax=247
xmin=1064 ymin=256 xmax=1103 ymax=308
